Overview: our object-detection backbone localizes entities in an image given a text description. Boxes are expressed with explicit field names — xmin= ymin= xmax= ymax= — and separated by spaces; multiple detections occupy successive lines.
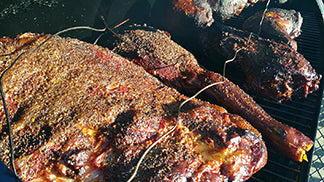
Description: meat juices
xmin=114 ymin=28 xmax=313 ymax=162
xmin=0 ymin=33 xmax=267 ymax=181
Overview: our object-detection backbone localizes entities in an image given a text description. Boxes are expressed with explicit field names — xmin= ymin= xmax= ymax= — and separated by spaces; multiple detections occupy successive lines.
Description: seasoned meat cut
xmin=172 ymin=0 xmax=214 ymax=27
xmin=168 ymin=0 xmax=320 ymax=101
xmin=243 ymin=8 xmax=303 ymax=50
xmin=0 ymin=33 xmax=267 ymax=181
xmin=114 ymin=28 xmax=313 ymax=162
xmin=172 ymin=0 xmax=265 ymax=26
xmin=201 ymin=23 xmax=321 ymax=102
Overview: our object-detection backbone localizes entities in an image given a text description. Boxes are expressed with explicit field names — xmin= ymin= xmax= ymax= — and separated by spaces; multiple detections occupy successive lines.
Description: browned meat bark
xmin=0 ymin=33 xmax=267 ymax=181
xmin=243 ymin=8 xmax=303 ymax=50
xmin=202 ymin=23 xmax=321 ymax=102
xmin=172 ymin=0 xmax=265 ymax=26
xmin=173 ymin=0 xmax=214 ymax=27
xmin=114 ymin=28 xmax=313 ymax=162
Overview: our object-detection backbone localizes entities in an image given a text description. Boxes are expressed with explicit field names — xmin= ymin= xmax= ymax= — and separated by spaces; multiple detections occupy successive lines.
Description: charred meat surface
xmin=202 ymin=23 xmax=321 ymax=102
xmin=172 ymin=0 xmax=265 ymax=26
xmin=114 ymin=28 xmax=313 ymax=162
xmin=243 ymin=8 xmax=303 ymax=50
xmin=0 ymin=33 xmax=267 ymax=181
xmin=173 ymin=0 xmax=214 ymax=27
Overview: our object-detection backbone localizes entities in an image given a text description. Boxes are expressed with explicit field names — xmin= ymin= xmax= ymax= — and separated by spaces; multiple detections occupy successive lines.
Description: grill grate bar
xmin=298 ymin=40 xmax=321 ymax=49
xmin=254 ymin=95 xmax=319 ymax=111
xmin=257 ymin=100 xmax=317 ymax=115
xmin=267 ymin=160 xmax=301 ymax=173
xmin=259 ymin=104 xmax=314 ymax=122
xmin=260 ymin=168 xmax=298 ymax=182
xmin=298 ymin=29 xmax=320 ymax=36
xmin=249 ymin=176 xmax=264 ymax=182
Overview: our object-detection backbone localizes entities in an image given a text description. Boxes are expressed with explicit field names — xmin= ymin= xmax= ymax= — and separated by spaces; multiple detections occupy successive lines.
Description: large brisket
xmin=0 ymin=33 xmax=267 ymax=181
